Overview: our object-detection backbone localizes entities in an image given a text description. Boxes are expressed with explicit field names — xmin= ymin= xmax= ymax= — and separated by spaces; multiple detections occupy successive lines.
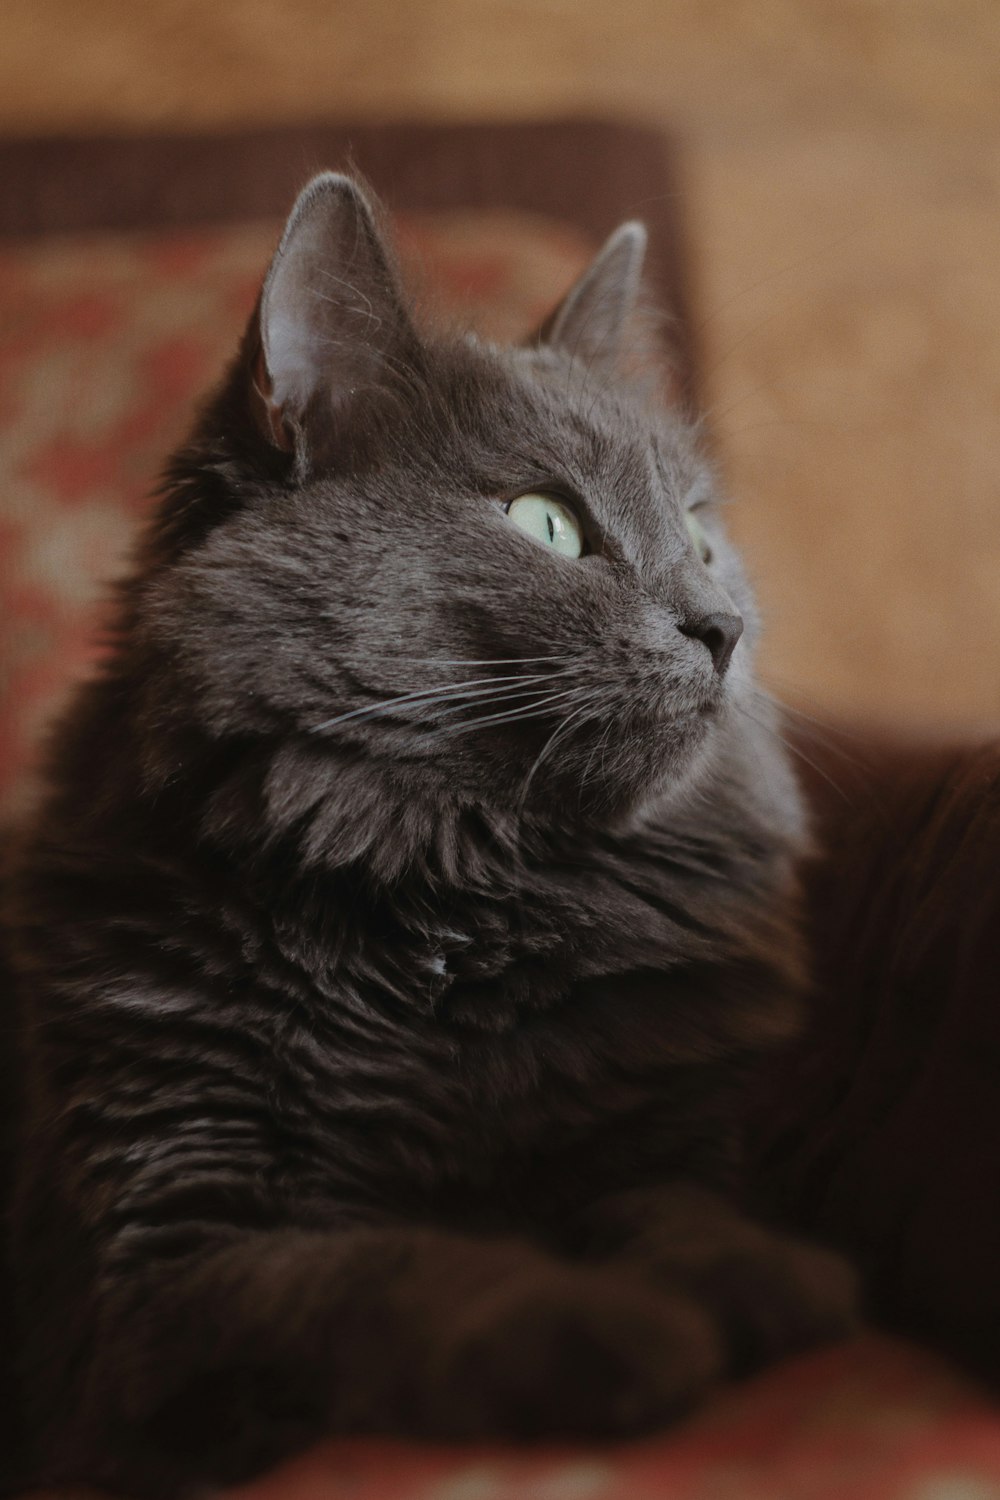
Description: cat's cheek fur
xmin=1 ymin=173 xmax=856 ymax=1495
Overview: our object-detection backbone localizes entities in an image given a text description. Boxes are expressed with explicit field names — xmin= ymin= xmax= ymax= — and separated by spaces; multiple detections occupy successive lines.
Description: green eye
xmin=506 ymin=493 xmax=584 ymax=559
xmin=685 ymin=509 xmax=713 ymax=565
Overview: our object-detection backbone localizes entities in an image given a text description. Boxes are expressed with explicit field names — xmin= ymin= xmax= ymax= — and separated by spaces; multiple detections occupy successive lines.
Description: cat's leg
xmin=578 ymin=1183 xmax=858 ymax=1378
xmin=56 ymin=1224 xmax=724 ymax=1497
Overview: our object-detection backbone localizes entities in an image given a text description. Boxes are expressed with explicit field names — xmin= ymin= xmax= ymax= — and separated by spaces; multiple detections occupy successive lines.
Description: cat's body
xmin=1 ymin=175 xmax=854 ymax=1496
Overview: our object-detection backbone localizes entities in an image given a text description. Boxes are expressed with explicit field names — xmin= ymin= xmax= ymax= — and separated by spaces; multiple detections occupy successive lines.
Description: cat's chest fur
xmin=249 ymin=800 xmax=801 ymax=1219
xmin=268 ymin=810 xmax=761 ymax=1032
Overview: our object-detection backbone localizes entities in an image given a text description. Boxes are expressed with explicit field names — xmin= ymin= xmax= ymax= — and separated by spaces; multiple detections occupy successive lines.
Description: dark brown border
xmin=0 ymin=119 xmax=696 ymax=404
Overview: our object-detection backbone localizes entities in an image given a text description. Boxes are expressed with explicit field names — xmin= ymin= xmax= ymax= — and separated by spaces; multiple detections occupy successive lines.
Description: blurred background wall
xmin=3 ymin=0 xmax=999 ymax=734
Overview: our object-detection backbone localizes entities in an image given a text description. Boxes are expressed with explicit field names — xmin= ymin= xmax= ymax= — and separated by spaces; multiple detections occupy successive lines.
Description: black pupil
xmin=546 ymin=512 xmax=555 ymax=543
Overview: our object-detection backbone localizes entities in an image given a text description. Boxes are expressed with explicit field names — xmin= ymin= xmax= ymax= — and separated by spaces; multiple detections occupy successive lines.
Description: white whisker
xmin=581 ymin=705 xmax=617 ymax=790
xmin=517 ymin=696 xmax=599 ymax=815
xmin=437 ymin=686 xmax=587 ymax=738
xmin=734 ymin=701 xmax=853 ymax=804
xmin=424 ymin=684 xmax=573 ymax=727
xmin=396 ymin=655 xmax=573 ymax=668
xmin=311 ymin=671 xmax=563 ymax=733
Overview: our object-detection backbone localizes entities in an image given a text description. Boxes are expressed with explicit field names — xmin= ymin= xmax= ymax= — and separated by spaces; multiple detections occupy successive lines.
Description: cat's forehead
xmin=451 ymin=337 xmax=704 ymax=506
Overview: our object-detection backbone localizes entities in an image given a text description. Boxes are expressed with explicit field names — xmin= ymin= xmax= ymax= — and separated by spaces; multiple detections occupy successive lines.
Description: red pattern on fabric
xmin=27 ymin=434 xmax=127 ymax=506
xmin=140 ymin=231 xmax=234 ymax=278
xmin=43 ymin=291 xmax=123 ymax=340
xmin=221 ymin=1338 xmax=1000 ymax=1500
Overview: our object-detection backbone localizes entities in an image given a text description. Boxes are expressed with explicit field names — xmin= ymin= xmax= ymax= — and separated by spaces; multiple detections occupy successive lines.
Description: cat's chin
xmin=516 ymin=707 xmax=722 ymax=829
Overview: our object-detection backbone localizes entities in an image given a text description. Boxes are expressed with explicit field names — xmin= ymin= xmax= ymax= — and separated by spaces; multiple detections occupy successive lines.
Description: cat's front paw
xmin=422 ymin=1267 xmax=722 ymax=1440
xmin=689 ymin=1232 xmax=859 ymax=1376
xmin=589 ymin=1185 xmax=859 ymax=1379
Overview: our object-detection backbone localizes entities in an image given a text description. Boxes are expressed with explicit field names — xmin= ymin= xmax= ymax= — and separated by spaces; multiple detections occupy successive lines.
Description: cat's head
xmin=134 ymin=174 xmax=762 ymax=852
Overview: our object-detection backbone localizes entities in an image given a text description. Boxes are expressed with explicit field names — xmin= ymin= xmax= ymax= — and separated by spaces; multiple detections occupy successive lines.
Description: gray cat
xmin=0 ymin=173 xmax=855 ymax=1497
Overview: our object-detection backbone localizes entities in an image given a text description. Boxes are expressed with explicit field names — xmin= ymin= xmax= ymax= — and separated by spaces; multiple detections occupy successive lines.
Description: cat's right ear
xmin=245 ymin=173 xmax=417 ymax=464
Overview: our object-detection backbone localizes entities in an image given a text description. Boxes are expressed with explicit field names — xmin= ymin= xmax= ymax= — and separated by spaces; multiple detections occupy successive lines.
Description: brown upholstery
xmin=754 ymin=725 xmax=1000 ymax=1382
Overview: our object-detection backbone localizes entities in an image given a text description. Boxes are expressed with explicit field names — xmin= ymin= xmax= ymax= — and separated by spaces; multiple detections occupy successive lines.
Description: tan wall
xmin=4 ymin=0 xmax=1000 ymax=732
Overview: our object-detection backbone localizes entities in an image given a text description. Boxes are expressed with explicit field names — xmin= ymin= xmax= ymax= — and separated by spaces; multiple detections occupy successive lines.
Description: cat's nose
xmin=679 ymin=610 xmax=744 ymax=676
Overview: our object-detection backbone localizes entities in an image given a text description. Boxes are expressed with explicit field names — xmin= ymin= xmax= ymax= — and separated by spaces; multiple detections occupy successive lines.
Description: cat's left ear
xmin=248 ymin=172 xmax=417 ymax=460
xmin=534 ymin=221 xmax=648 ymax=368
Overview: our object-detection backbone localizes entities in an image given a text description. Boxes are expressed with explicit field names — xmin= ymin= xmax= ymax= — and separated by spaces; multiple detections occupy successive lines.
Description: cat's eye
xmin=506 ymin=493 xmax=585 ymax=559
xmin=685 ymin=509 xmax=713 ymax=565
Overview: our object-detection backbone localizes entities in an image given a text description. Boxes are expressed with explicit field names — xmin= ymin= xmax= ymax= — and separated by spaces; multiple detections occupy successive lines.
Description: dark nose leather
xmin=679 ymin=610 xmax=744 ymax=676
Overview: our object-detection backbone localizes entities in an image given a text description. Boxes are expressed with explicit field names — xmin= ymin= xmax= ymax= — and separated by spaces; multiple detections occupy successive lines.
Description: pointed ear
xmin=535 ymin=221 xmax=648 ymax=367
xmin=248 ymin=172 xmax=416 ymax=459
